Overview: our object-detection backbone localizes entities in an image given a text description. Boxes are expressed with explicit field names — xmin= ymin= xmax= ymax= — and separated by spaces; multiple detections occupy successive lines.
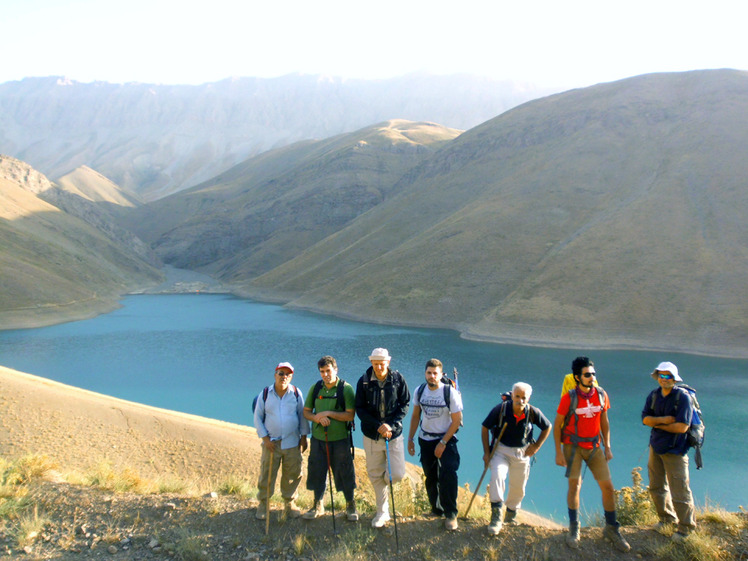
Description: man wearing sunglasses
xmin=553 ymin=356 xmax=630 ymax=552
xmin=253 ymin=362 xmax=309 ymax=520
xmin=642 ymin=361 xmax=696 ymax=541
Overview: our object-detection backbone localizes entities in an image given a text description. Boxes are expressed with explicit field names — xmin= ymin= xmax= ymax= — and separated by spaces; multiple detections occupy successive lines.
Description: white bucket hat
xmin=368 ymin=347 xmax=392 ymax=361
xmin=651 ymin=361 xmax=682 ymax=381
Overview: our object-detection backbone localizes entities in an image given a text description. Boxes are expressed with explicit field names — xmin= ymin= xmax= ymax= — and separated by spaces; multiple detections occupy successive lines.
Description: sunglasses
xmin=276 ymin=371 xmax=293 ymax=377
xmin=581 ymin=372 xmax=595 ymax=378
xmin=658 ymin=373 xmax=674 ymax=380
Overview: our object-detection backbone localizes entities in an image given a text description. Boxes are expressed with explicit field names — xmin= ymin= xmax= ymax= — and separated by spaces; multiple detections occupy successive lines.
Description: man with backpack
xmin=355 ymin=347 xmax=410 ymax=528
xmin=553 ymin=356 xmax=630 ymax=552
xmin=481 ymin=382 xmax=551 ymax=535
xmin=302 ymin=355 xmax=359 ymax=521
xmin=641 ymin=361 xmax=697 ymax=541
xmin=253 ymin=362 xmax=309 ymax=519
xmin=407 ymin=358 xmax=463 ymax=531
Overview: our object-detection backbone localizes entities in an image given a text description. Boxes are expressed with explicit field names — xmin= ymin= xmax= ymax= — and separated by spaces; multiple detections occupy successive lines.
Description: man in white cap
xmin=355 ymin=347 xmax=410 ymax=527
xmin=253 ymin=362 xmax=309 ymax=519
xmin=641 ymin=361 xmax=696 ymax=541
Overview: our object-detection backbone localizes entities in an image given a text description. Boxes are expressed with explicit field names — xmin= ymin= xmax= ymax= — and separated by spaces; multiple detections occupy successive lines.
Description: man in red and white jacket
xmin=553 ymin=356 xmax=630 ymax=552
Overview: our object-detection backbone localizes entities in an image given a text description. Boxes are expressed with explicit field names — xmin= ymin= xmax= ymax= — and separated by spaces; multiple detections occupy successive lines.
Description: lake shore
xmin=3 ymin=265 xmax=747 ymax=359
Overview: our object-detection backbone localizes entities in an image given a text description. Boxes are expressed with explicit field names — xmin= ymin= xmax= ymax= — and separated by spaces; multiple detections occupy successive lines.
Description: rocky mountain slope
xmin=0 ymin=74 xmax=549 ymax=200
xmin=0 ymin=156 xmax=162 ymax=328
xmin=123 ymin=120 xmax=462 ymax=277
xmin=133 ymin=70 xmax=748 ymax=357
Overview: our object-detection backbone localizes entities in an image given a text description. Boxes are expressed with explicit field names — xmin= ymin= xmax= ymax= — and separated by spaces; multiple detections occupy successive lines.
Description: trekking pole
xmin=385 ymin=437 xmax=400 ymax=553
xmin=265 ymin=447 xmax=273 ymax=535
xmin=324 ymin=427 xmax=337 ymax=536
xmin=463 ymin=423 xmax=506 ymax=519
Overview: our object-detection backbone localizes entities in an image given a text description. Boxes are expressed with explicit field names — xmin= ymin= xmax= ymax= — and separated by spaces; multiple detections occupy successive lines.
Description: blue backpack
xmin=648 ymin=384 xmax=704 ymax=469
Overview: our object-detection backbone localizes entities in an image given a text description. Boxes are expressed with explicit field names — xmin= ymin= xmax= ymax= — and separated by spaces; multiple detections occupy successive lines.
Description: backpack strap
xmin=562 ymin=387 xmax=604 ymax=477
xmin=415 ymin=382 xmax=426 ymax=405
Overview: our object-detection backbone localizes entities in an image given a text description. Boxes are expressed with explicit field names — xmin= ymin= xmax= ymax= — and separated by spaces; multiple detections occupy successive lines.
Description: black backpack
xmin=312 ymin=379 xmax=355 ymax=455
xmin=490 ymin=398 xmax=535 ymax=445
xmin=414 ymin=374 xmax=462 ymax=431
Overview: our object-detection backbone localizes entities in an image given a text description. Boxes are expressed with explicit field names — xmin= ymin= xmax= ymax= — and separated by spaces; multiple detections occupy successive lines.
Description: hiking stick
xmin=463 ymin=422 xmax=506 ymax=519
xmin=324 ymin=427 xmax=337 ymax=536
xmin=385 ymin=438 xmax=399 ymax=553
xmin=265 ymin=447 xmax=273 ymax=535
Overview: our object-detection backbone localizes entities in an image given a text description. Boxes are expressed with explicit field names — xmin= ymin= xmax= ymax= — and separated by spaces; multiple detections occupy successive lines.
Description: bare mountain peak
xmin=0 ymin=154 xmax=54 ymax=195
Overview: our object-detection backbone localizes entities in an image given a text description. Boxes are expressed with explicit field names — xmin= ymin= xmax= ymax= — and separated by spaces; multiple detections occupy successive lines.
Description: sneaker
xmin=504 ymin=508 xmax=517 ymax=525
xmin=284 ymin=500 xmax=301 ymax=519
xmin=672 ymin=531 xmax=689 ymax=543
xmin=487 ymin=506 xmax=503 ymax=536
xmin=445 ymin=516 xmax=458 ymax=531
xmin=653 ymin=520 xmax=675 ymax=535
xmin=346 ymin=502 xmax=359 ymax=522
xmin=255 ymin=500 xmax=267 ymax=520
xmin=426 ymin=508 xmax=444 ymax=518
xmin=603 ymin=524 xmax=631 ymax=552
xmin=565 ymin=521 xmax=580 ymax=549
xmin=371 ymin=511 xmax=391 ymax=528
xmin=302 ymin=501 xmax=324 ymax=520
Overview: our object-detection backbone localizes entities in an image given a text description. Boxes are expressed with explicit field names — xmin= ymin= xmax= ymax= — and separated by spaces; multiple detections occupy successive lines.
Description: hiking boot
xmin=255 ymin=500 xmax=267 ymax=520
xmin=371 ymin=511 xmax=391 ymax=528
xmin=672 ymin=531 xmax=689 ymax=543
xmin=445 ymin=516 xmax=458 ymax=531
xmin=426 ymin=508 xmax=444 ymax=518
xmin=504 ymin=508 xmax=517 ymax=525
xmin=603 ymin=524 xmax=631 ymax=552
xmin=302 ymin=501 xmax=324 ymax=519
xmin=284 ymin=499 xmax=301 ymax=519
xmin=346 ymin=502 xmax=359 ymax=522
xmin=487 ymin=505 xmax=503 ymax=536
xmin=565 ymin=521 xmax=580 ymax=549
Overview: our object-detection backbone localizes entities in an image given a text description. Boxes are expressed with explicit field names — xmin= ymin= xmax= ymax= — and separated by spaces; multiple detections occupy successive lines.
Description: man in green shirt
xmin=303 ymin=355 xmax=359 ymax=521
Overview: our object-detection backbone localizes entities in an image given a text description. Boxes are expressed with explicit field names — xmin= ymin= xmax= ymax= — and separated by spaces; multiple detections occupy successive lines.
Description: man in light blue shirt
xmin=254 ymin=361 xmax=309 ymax=519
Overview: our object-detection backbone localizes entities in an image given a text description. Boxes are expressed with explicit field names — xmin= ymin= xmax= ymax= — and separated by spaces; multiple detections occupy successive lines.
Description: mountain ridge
xmin=0 ymin=74 xmax=550 ymax=200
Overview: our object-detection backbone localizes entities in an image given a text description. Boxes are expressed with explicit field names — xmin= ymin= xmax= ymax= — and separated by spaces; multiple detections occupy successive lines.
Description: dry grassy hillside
xmin=240 ymin=70 xmax=748 ymax=358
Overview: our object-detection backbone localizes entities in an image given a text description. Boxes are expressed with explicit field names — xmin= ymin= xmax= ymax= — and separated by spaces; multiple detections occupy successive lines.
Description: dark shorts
xmin=306 ymin=436 xmax=356 ymax=500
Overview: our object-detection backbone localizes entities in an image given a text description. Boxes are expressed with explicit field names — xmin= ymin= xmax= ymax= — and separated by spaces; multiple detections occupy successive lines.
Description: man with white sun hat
xmin=641 ymin=361 xmax=697 ymax=541
xmin=355 ymin=347 xmax=411 ymax=528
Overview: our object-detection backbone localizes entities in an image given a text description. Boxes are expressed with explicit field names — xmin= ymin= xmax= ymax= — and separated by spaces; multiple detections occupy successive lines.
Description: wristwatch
xmin=439 ymin=439 xmax=447 ymax=446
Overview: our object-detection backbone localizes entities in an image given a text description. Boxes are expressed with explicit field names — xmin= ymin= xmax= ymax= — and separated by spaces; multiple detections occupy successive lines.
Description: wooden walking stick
xmin=462 ymin=422 xmax=507 ymax=519
xmin=265 ymin=447 xmax=273 ymax=535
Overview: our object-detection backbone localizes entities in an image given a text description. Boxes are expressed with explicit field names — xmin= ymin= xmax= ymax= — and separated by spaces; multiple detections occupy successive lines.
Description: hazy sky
xmin=2 ymin=0 xmax=745 ymax=89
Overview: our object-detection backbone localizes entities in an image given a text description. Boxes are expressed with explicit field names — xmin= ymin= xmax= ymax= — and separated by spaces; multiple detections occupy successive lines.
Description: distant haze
xmin=0 ymin=74 xmax=552 ymax=200
xmin=1 ymin=70 xmax=747 ymax=358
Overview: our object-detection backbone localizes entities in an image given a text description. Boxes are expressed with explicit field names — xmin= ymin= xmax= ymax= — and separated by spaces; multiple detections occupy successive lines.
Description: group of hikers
xmin=253 ymin=348 xmax=698 ymax=551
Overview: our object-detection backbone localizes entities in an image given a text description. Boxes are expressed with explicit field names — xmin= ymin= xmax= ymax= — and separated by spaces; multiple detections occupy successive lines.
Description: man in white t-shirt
xmin=407 ymin=358 xmax=463 ymax=531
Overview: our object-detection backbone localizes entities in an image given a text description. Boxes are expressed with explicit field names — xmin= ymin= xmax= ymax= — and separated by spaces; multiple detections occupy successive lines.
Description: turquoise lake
xmin=0 ymin=293 xmax=745 ymax=522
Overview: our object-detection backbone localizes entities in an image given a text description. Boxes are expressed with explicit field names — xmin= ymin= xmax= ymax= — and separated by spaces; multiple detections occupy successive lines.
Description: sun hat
xmin=275 ymin=361 xmax=294 ymax=373
xmin=368 ymin=348 xmax=391 ymax=361
xmin=651 ymin=361 xmax=682 ymax=381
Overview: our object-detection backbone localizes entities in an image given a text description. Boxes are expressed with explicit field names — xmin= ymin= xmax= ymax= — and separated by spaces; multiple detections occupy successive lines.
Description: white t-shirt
xmin=417 ymin=383 xmax=463 ymax=441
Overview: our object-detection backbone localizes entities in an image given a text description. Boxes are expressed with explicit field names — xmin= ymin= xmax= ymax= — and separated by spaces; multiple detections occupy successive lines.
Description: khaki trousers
xmin=648 ymin=446 xmax=696 ymax=533
xmin=256 ymin=444 xmax=303 ymax=502
xmin=363 ymin=435 xmax=406 ymax=514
